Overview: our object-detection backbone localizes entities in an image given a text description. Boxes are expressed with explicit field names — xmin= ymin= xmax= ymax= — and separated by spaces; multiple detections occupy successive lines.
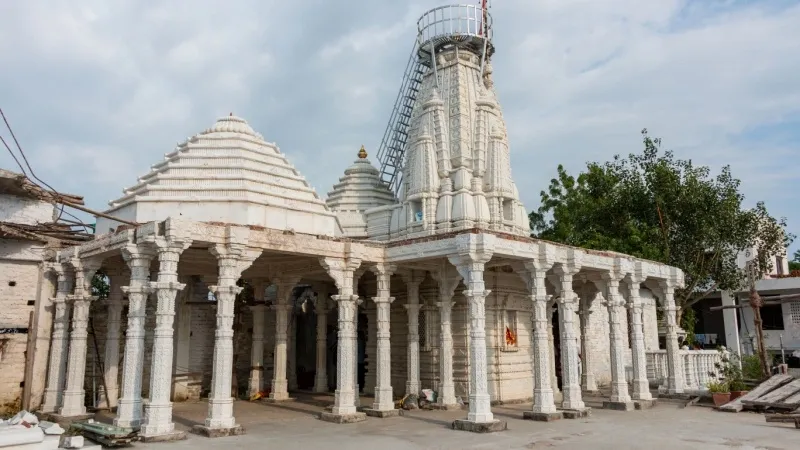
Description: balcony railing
xmin=646 ymin=349 xmax=723 ymax=392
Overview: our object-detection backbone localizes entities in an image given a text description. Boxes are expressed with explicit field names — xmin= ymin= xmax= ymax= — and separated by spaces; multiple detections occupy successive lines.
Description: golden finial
xmin=358 ymin=145 xmax=368 ymax=159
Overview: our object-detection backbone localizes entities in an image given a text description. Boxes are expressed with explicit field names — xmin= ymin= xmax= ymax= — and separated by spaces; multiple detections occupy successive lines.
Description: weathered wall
xmin=0 ymin=194 xmax=54 ymax=226
xmin=0 ymin=237 xmax=45 ymax=413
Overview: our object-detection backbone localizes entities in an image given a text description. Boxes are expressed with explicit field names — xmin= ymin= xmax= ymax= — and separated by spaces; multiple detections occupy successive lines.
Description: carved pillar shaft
xmin=42 ymin=268 xmax=73 ymax=413
xmin=604 ymin=278 xmax=631 ymax=404
xmin=116 ymin=246 xmax=156 ymax=428
xmin=270 ymin=279 xmax=298 ymax=401
xmin=404 ymin=301 xmax=421 ymax=396
xmin=372 ymin=299 xmax=394 ymax=410
xmin=99 ymin=279 xmax=125 ymax=409
xmin=364 ymin=307 xmax=377 ymax=395
xmin=59 ymin=296 xmax=94 ymax=417
xmin=313 ymin=290 xmax=329 ymax=393
xmin=530 ymin=272 xmax=557 ymax=414
xmin=660 ymin=281 xmax=684 ymax=394
xmin=556 ymin=267 xmax=584 ymax=411
xmin=206 ymin=284 xmax=239 ymax=428
xmin=454 ymin=259 xmax=493 ymax=423
xmin=204 ymin=243 xmax=258 ymax=431
xmin=627 ymin=282 xmax=652 ymax=400
xmin=288 ymin=313 xmax=298 ymax=391
xmin=437 ymin=301 xmax=457 ymax=406
xmin=332 ymin=294 xmax=359 ymax=414
xmin=141 ymin=239 xmax=190 ymax=437
xmin=249 ymin=304 xmax=267 ymax=397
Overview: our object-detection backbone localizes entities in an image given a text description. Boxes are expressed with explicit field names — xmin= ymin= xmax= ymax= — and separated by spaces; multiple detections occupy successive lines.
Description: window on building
xmin=761 ymin=304 xmax=785 ymax=330
xmin=790 ymin=302 xmax=800 ymax=326
xmin=776 ymin=256 xmax=785 ymax=275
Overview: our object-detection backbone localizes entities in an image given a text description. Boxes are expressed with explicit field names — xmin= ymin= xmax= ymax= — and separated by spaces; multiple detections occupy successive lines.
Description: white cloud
xmin=0 ymin=0 xmax=797 ymax=252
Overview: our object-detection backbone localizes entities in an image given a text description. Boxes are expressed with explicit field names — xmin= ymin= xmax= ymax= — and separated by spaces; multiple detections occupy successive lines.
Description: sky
xmin=0 ymin=0 xmax=798 ymax=256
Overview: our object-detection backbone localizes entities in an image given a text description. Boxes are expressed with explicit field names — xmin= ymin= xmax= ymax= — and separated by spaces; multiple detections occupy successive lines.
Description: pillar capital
xmin=371 ymin=296 xmax=395 ymax=304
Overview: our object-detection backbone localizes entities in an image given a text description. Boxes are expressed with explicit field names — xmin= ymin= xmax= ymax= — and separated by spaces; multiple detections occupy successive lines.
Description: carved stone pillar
xmin=366 ymin=264 xmax=396 ymax=416
xmin=450 ymin=246 xmax=506 ymax=432
xmin=268 ymin=277 xmax=299 ymax=402
xmin=319 ymin=256 xmax=365 ymax=423
xmin=601 ymin=272 xmax=633 ymax=411
xmin=41 ymin=265 xmax=73 ymax=413
xmin=196 ymin=242 xmax=259 ymax=436
xmin=249 ymin=303 xmax=267 ymax=398
xmin=59 ymin=258 xmax=100 ymax=417
xmin=578 ymin=282 xmax=597 ymax=393
xmin=352 ymin=270 xmax=364 ymax=408
xmin=403 ymin=272 xmax=423 ymax=396
xmin=141 ymin=237 xmax=192 ymax=440
xmin=627 ymin=275 xmax=653 ymax=403
xmin=659 ymin=279 xmax=684 ymax=394
xmin=98 ymin=271 xmax=127 ymax=410
xmin=514 ymin=260 xmax=561 ymax=421
xmin=433 ymin=265 xmax=460 ymax=408
xmin=547 ymin=305 xmax=560 ymax=400
xmin=115 ymin=244 xmax=156 ymax=428
xmin=288 ymin=311 xmax=298 ymax=392
xmin=313 ymin=284 xmax=330 ymax=393
xmin=554 ymin=261 xmax=586 ymax=414
xmin=364 ymin=306 xmax=377 ymax=395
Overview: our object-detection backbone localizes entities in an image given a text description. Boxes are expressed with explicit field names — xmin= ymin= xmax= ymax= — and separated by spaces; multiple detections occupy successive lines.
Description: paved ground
xmin=125 ymin=394 xmax=797 ymax=450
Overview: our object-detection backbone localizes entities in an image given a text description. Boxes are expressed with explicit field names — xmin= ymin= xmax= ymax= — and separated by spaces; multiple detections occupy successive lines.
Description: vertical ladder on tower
xmin=376 ymin=42 xmax=426 ymax=196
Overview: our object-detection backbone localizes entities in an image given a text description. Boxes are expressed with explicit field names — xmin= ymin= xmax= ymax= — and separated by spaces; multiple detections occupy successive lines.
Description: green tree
xmin=530 ymin=129 xmax=794 ymax=321
xmin=790 ymin=249 xmax=800 ymax=271
xmin=91 ymin=271 xmax=109 ymax=300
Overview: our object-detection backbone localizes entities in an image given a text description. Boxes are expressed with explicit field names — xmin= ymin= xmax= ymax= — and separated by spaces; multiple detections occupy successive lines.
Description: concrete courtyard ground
xmin=115 ymin=394 xmax=797 ymax=450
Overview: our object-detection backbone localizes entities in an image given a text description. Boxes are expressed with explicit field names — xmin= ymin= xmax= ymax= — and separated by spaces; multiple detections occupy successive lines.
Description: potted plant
xmin=707 ymin=380 xmax=731 ymax=407
xmin=729 ymin=379 xmax=749 ymax=401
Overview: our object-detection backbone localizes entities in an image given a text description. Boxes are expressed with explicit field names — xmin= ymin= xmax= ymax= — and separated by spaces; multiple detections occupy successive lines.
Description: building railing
xmin=646 ymin=349 xmax=723 ymax=392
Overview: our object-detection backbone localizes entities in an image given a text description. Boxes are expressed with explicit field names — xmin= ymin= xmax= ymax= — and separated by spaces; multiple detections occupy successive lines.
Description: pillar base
xmin=318 ymin=412 xmax=367 ymax=424
xmin=140 ymin=430 xmax=188 ymax=442
xmin=190 ymin=424 xmax=245 ymax=438
xmin=523 ymin=411 xmax=563 ymax=422
xmin=603 ymin=401 xmax=635 ymax=411
xmin=430 ymin=403 xmax=463 ymax=411
xmin=452 ymin=419 xmax=507 ymax=433
xmin=46 ymin=413 xmax=93 ymax=426
xmin=363 ymin=408 xmax=400 ymax=418
xmin=560 ymin=408 xmax=591 ymax=419
xmin=634 ymin=399 xmax=658 ymax=410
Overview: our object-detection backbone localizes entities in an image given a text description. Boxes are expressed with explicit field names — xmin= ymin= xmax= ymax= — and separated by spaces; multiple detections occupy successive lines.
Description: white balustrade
xmin=646 ymin=350 xmax=723 ymax=392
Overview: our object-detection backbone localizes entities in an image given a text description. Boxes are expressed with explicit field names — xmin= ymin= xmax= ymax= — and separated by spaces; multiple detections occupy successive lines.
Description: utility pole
xmin=746 ymin=261 xmax=770 ymax=379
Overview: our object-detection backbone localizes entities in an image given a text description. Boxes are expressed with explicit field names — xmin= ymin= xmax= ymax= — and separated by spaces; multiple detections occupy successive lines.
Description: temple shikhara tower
xmin=19 ymin=3 xmax=695 ymax=441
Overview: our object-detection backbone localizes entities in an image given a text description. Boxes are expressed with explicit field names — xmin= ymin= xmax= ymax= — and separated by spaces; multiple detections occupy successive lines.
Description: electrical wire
xmin=1 ymin=108 xmax=69 ymax=222
xmin=1 ymin=135 xmax=27 ymax=175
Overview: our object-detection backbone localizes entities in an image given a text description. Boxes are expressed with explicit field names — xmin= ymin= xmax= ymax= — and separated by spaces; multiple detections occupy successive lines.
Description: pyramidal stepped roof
xmin=98 ymin=114 xmax=339 ymax=236
xmin=325 ymin=146 xmax=396 ymax=238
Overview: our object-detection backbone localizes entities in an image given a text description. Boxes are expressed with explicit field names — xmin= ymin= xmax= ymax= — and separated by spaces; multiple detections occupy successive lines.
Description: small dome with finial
xmin=358 ymin=145 xmax=368 ymax=159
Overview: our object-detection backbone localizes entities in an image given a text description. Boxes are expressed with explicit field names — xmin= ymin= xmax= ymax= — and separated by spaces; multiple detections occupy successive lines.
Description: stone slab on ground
xmin=720 ymin=374 xmax=793 ymax=413
xmin=318 ymin=412 xmax=367 ymax=424
xmin=190 ymin=424 xmax=246 ymax=438
xmin=363 ymin=408 xmax=400 ymax=418
xmin=603 ymin=401 xmax=635 ymax=411
xmin=140 ymin=430 xmax=188 ymax=442
xmin=451 ymin=419 xmax=508 ymax=433
xmin=560 ymin=408 xmax=591 ymax=419
xmin=522 ymin=411 xmax=563 ymax=422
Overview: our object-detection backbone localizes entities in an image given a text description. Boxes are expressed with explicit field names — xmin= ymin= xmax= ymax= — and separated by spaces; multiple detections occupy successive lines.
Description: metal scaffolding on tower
xmin=376 ymin=2 xmax=494 ymax=195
